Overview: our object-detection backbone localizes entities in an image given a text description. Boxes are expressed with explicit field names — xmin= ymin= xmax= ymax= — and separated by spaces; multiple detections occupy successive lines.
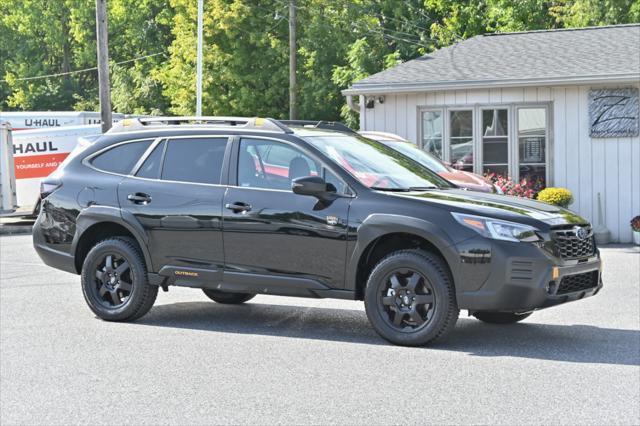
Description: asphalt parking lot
xmin=1 ymin=234 xmax=639 ymax=425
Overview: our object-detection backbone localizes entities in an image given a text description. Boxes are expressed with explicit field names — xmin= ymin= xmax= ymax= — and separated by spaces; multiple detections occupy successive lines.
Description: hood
xmin=387 ymin=189 xmax=588 ymax=228
xmin=437 ymin=170 xmax=493 ymax=192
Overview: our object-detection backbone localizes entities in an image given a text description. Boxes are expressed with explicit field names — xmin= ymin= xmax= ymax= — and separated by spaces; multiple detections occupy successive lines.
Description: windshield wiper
xmin=408 ymin=186 xmax=438 ymax=191
xmin=371 ymin=186 xmax=439 ymax=192
xmin=370 ymin=187 xmax=411 ymax=192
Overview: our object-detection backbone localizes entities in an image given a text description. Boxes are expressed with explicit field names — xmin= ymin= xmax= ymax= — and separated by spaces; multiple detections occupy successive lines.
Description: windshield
xmin=379 ymin=140 xmax=449 ymax=174
xmin=303 ymin=134 xmax=454 ymax=190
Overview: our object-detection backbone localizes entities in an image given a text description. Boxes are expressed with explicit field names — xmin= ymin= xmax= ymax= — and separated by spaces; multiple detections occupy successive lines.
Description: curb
xmin=0 ymin=224 xmax=34 ymax=236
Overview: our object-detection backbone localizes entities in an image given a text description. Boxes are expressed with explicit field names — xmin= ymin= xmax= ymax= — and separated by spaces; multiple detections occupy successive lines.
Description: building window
xmin=517 ymin=107 xmax=547 ymax=186
xmin=481 ymin=109 xmax=509 ymax=177
xmin=419 ymin=104 xmax=551 ymax=186
xmin=449 ymin=110 xmax=473 ymax=172
xmin=421 ymin=110 xmax=443 ymax=158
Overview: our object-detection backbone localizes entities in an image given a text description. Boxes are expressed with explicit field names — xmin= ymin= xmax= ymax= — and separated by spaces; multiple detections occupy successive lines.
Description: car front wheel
xmin=364 ymin=250 xmax=459 ymax=346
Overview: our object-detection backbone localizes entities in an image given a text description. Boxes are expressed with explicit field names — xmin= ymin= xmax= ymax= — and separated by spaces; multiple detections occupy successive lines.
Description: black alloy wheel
xmin=365 ymin=250 xmax=459 ymax=346
xmin=380 ymin=268 xmax=436 ymax=331
xmin=92 ymin=253 xmax=133 ymax=308
xmin=81 ymin=237 xmax=157 ymax=321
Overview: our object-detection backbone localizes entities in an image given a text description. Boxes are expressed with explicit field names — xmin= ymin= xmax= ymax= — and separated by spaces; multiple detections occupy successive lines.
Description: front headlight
xmin=452 ymin=212 xmax=541 ymax=242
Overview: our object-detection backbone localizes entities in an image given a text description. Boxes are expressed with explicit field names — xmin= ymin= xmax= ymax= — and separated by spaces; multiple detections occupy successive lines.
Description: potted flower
xmin=536 ymin=187 xmax=574 ymax=208
xmin=631 ymin=216 xmax=640 ymax=245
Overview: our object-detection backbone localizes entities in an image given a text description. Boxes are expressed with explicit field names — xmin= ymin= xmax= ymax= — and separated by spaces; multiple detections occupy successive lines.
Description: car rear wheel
xmin=81 ymin=237 xmax=157 ymax=321
xmin=364 ymin=250 xmax=459 ymax=346
xmin=202 ymin=289 xmax=255 ymax=304
xmin=473 ymin=311 xmax=532 ymax=324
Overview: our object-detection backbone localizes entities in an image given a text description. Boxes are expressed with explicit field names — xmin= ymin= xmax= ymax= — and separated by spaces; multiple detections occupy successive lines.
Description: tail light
xmin=40 ymin=178 xmax=62 ymax=199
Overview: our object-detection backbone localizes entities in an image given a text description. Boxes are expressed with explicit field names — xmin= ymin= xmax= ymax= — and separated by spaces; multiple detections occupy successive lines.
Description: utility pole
xmin=95 ymin=0 xmax=112 ymax=133
xmin=289 ymin=0 xmax=297 ymax=119
xmin=196 ymin=0 xmax=203 ymax=116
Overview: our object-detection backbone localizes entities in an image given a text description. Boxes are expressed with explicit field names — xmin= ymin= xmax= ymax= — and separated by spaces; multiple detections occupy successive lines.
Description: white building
xmin=344 ymin=24 xmax=640 ymax=242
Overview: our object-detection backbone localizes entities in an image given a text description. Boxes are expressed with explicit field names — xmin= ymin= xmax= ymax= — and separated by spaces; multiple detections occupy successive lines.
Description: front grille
xmin=551 ymin=226 xmax=595 ymax=259
xmin=557 ymin=271 xmax=598 ymax=295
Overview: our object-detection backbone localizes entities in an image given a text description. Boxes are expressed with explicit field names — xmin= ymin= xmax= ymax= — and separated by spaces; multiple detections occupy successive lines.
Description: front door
xmin=222 ymin=137 xmax=351 ymax=292
xmin=117 ymin=136 xmax=230 ymax=283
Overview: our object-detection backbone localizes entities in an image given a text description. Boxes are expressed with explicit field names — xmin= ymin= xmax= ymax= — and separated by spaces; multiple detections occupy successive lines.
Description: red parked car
xmin=359 ymin=131 xmax=500 ymax=194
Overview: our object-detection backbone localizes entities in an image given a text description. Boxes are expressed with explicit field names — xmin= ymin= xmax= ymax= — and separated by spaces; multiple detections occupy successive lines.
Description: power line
xmin=0 ymin=51 xmax=166 ymax=83
xmin=351 ymin=22 xmax=433 ymax=48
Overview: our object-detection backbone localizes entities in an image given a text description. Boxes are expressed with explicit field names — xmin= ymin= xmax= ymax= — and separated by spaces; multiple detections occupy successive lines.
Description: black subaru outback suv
xmin=33 ymin=117 xmax=602 ymax=346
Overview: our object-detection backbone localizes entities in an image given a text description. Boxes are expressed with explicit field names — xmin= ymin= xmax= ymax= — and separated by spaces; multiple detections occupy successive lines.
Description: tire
xmin=473 ymin=311 xmax=532 ymax=324
xmin=364 ymin=250 xmax=459 ymax=346
xmin=81 ymin=237 xmax=158 ymax=321
xmin=202 ymin=289 xmax=255 ymax=304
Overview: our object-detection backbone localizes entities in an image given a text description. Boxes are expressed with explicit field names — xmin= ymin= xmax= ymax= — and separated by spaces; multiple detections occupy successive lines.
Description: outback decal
xmin=174 ymin=270 xmax=199 ymax=277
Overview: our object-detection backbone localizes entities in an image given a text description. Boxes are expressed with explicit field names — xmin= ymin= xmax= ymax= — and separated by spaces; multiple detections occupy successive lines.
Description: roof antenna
xmin=593 ymin=192 xmax=610 ymax=244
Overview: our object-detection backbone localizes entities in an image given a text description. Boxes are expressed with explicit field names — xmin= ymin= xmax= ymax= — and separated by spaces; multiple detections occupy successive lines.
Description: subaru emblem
xmin=574 ymin=226 xmax=588 ymax=240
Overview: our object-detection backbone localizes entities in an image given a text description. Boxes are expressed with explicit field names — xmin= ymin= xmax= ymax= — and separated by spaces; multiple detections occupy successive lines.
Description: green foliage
xmin=537 ymin=187 xmax=574 ymax=208
xmin=0 ymin=0 xmax=173 ymax=113
xmin=1 ymin=0 xmax=638 ymax=121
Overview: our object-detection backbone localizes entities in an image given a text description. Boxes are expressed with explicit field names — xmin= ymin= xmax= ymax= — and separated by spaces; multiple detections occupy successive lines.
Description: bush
xmin=631 ymin=216 xmax=640 ymax=232
xmin=537 ymin=187 xmax=573 ymax=208
xmin=484 ymin=173 xmax=545 ymax=199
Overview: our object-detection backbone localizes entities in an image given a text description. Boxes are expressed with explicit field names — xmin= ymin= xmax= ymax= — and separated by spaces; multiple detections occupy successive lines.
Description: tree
xmin=0 ymin=0 xmax=174 ymax=114
xmin=1 ymin=0 xmax=638 ymax=120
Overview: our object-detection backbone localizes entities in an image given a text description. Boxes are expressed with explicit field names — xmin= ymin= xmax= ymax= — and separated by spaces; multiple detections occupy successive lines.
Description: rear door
xmin=117 ymin=135 xmax=231 ymax=282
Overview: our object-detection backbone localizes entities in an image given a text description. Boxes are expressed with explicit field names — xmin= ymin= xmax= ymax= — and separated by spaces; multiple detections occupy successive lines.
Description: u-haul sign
xmin=12 ymin=125 xmax=101 ymax=206
xmin=0 ymin=111 xmax=124 ymax=130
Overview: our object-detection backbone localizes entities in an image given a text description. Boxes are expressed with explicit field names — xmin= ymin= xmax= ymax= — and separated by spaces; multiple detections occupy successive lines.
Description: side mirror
xmin=292 ymin=176 xmax=333 ymax=200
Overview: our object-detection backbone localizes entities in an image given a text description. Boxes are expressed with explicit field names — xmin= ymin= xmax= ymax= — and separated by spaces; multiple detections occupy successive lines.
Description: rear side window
xmin=91 ymin=140 xmax=153 ymax=175
xmin=136 ymin=140 xmax=165 ymax=179
xmin=161 ymin=138 xmax=227 ymax=184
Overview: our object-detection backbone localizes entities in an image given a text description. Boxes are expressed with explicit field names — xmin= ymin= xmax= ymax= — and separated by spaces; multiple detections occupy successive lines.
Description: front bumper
xmin=455 ymin=238 xmax=602 ymax=313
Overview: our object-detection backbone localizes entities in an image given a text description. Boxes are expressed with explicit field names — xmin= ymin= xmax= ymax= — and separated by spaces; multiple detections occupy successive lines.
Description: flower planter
xmin=633 ymin=231 xmax=640 ymax=246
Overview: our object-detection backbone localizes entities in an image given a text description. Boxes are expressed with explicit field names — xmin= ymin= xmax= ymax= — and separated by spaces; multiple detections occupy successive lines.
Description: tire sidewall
xmin=364 ymin=251 xmax=456 ymax=346
xmin=81 ymin=238 xmax=148 ymax=321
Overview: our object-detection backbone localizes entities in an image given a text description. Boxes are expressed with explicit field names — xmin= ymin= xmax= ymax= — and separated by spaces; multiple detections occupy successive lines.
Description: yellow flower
xmin=537 ymin=187 xmax=573 ymax=208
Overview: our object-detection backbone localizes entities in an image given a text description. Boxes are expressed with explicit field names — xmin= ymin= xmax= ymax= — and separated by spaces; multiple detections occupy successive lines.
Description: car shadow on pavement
xmin=138 ymin=301 xmax=639 ymax=366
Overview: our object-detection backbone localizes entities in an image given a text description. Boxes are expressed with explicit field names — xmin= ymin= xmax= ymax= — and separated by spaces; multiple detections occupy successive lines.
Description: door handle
xmin=127 ymin=192 xmax=152 ymax=204
xmin=225 ymin=202 xmax=252 ymax=213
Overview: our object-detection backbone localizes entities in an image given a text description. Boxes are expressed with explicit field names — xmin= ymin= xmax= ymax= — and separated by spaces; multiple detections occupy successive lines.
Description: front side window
xmin=518 ymin=108 xmax=547 ymax=186
xmin=90 ymin=139 xmax=153 ymax=174
xmin=238 ymin=138 xmax=319 ymax=191
xmin=304 ymin=134 xmax=453 ymax=190
xmin=161 ymin=137 xmax=227 ymax=184
xmin=449 ymin=110 xmax=473 ymax=171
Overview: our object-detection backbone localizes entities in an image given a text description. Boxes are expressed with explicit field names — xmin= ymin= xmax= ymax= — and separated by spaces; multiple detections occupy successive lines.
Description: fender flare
xmin=345 ymin=214 xmax=460 ymax=292
xmin=71 ymin=205 xmax=153 ymax=272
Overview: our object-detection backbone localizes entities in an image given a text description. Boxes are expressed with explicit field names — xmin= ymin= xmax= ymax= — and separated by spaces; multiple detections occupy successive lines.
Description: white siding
xmin=360 ymin=82 xmax=640 ymax=242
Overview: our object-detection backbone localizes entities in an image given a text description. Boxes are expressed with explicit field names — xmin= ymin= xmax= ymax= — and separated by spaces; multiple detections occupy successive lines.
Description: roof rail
xmin=279 ymin=120 xmax=356 ymax=134
xmin=107 ymin=116 xmax=293 ymax=134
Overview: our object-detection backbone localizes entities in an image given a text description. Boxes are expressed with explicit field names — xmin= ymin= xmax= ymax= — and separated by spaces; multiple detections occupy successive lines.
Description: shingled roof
xmin=344 ymin=24 xmax=640 ymax=95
